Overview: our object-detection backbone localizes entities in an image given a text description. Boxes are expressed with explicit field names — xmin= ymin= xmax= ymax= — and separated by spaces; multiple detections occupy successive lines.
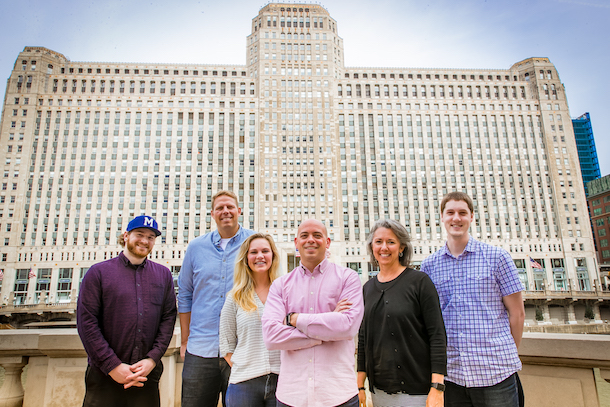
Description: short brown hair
xmin=212 ymin=190 xmax=239 ymax=209
xmin=441 ymin=191 xmax=474 ymax=214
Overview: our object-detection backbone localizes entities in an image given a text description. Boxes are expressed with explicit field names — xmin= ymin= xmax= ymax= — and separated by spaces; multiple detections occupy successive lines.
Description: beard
xmin=126 ymin=239 xmax=152 ymax=259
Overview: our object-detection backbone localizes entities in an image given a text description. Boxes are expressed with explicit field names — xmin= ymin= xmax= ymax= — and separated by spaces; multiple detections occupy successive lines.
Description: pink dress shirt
xmin=262 ymin=259 xmax=364 ymax=407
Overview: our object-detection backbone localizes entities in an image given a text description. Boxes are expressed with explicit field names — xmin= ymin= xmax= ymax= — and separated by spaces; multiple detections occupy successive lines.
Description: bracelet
xmin=358 ymin=387 xmax=366 ymax=391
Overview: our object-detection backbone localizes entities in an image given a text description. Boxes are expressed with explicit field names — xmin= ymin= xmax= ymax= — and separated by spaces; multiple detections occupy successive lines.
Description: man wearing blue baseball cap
xmin=77 ymin=215 xmax=177 ymax=407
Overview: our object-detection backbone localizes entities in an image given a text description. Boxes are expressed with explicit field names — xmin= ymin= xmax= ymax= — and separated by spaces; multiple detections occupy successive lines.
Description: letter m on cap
xmin=144 ymin=217 xmax=154 ymax=227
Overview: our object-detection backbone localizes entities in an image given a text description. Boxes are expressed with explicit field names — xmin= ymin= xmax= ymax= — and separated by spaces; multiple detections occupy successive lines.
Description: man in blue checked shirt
xmin=178 ymin=190 xmax=254 ymax=407
xmin=422 ymin=192 xmax=525 ymax=407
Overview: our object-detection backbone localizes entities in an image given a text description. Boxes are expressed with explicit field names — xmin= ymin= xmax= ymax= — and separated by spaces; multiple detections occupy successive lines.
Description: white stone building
xmin=0 ymin=3 xmax=607 ymax=325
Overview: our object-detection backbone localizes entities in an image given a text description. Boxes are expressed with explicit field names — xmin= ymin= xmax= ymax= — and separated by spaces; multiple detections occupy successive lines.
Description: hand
xmin=123 ymin=358 xmax=156 ymax=389
xmin=290 ymin=313 xmax=299 ymax=327
xmin=224 ymin=353 xmax=233 ymax=368
xmin=109 ymin=363 xmax=142 ymax=388
xmin=180 ymin=342 xmax=187 ymax=360
xmin=334 ymin=298 xmax=352 ymax=313
xmin=358 ymin=388 xmax=367 ymax=407
xmin=426 ymin=387 xmax=444 ymax=407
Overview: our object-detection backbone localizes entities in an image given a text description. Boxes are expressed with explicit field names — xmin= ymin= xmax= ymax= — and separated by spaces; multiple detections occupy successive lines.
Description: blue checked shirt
xmin=421 ymin=236 xmax=523 ymax=388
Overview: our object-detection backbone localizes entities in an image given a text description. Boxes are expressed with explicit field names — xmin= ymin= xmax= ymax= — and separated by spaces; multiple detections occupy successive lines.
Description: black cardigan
xmin=357 ymin=268 xmax=447 ymax=395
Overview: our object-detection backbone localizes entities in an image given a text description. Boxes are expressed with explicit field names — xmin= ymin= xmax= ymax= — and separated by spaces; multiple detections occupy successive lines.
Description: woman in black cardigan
xmin=357 ymin=219 xmax=447 ymax=407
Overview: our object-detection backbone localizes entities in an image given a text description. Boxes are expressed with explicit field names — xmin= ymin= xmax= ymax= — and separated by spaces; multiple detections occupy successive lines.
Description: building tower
xmin=0 ymin=3 xmax=607 ymax=325
xmin=572 ymin=112 xmax=600 ymax=196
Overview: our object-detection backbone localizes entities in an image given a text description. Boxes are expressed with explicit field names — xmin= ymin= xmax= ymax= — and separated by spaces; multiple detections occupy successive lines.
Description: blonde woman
xmin=220 ymin=233 xmax=281 ymax=407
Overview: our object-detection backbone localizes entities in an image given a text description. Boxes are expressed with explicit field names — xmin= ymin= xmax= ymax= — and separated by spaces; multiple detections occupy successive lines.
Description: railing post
xmin=0 ymin=356 xmax=28 ymax=407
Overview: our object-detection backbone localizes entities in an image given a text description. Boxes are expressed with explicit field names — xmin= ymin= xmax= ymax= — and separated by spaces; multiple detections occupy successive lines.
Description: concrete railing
xmin=0 ymin=330 xmax=609 ymax=407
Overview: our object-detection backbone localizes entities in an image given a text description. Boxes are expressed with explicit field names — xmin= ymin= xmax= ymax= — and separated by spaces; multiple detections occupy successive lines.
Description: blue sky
xmin=1 ymin=0 xmax=608 ymax=175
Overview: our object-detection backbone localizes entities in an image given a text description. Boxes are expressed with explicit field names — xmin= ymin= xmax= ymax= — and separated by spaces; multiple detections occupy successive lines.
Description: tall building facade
xmin=572 ymin=112 xmax=600 ymax=195
xmin=1 ymin=3 xmax=608 ymax=325
xmin=587 ymin=175 xmax=610 ymax=286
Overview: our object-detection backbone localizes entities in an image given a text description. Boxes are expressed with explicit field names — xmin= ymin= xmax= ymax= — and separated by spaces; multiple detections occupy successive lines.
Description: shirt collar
xmin=118 ymin=251 xmax=148 ymax=270
xmin=212 ymin=224 xmax=243 ymax=247
xmin=299 ymin=258 xmax=329 ymax=275
xmin=441 ymin=235 xmax=477 ymax=259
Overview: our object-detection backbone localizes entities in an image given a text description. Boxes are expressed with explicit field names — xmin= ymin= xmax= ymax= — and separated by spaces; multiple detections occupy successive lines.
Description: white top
xmin=219 ymin=292 xmax=281 ymax=384
xmin=219 ymin=237 xmax=231 ymax=250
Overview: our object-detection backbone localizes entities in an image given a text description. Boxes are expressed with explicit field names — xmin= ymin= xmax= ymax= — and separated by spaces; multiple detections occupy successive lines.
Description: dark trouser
xmin=277 ymin=394 xmax=359 ymax=407
xmin=445 ymin=373 xmax=520 ymax=407
xmin=181 ymin=351 xmax=231 ymax=407
xmin=82 ymin=362 xmax=163 ymax=407
xmin=226 ymin=373 xmax=278 ymax=407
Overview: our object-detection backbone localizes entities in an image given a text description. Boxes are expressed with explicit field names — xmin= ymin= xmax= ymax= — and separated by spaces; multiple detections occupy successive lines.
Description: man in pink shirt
xmin=262 ymin=219 xmax=364 ymax=407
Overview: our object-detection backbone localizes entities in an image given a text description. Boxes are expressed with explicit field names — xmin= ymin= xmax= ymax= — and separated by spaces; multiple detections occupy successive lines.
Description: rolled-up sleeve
xmin=295 ymin=270 xmax=364 ymax=341
xmin=262 ymin=279 xmax=322 ymax=351
xmin=177 ymin=246 xmax=194 ymax=313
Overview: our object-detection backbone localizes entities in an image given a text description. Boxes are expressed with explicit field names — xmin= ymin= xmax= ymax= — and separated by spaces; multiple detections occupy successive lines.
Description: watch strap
xmin=431 ymin=382 xmax=446 ymax=392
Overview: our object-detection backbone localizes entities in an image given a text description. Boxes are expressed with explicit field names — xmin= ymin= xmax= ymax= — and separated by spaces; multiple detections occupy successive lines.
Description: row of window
xmin=51 ymin=79 xmax=256 ymax=96
xmin=337 ymin=83 xmax=528 ymax=100
xmin=593 ymin=206 xmax=610 ymax=216
xmin=58 ymin=66 xmax=246 ymax=77
xmin=591 ymin=195 xmax=610 ymax=207
xmin=343 ymin=72 xmax=516 ymax=81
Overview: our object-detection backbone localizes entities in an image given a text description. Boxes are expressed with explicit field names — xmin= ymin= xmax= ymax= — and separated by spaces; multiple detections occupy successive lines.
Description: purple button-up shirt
xmin=77 ymin=252 xmax=177 ymax=375
xmin=262 ymin=259 xmax=364 ymax=407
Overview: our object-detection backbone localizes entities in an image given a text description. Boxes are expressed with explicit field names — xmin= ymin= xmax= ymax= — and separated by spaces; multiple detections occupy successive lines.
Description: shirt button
xmin=309 ymin=359 xmax=312 ymax=363
xmin=401 ymin=381 xmax=405 ymax=385
xmin=138 ymin=329 xmax=141 ymax=332
xmin=385 ymin=300 xmax=388 ymax=304
xmin=138 ymin=298 xmax=141 ymax=301
xmin=397 ymin=365 xmax=401 ymax=369
xmin=387 ymin=315 xmax=390 ymax=318
xmin=394 ymin=349 xmax=397 ymax=352
xmin=139 ymin=313 xmax=142 ymax=316
xmin=310 ymin=292 xmax=314 ymax=295
xmin=309 ymin=377 xmax=312 ymax=381
xmin=391 ymin=332 xmax=394 ymax=336
xmin=137 ymin=283 xmax=140 ymax=287
xmin=310 ymin=307 xmax=313 ymax=310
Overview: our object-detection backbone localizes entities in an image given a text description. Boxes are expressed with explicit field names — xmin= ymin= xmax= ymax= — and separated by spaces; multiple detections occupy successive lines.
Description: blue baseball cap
xmin=126 ymin=215 xmax=161 ymax=236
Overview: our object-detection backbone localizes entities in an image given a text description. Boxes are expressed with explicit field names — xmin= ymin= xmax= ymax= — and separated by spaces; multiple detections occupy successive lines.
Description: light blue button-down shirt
xmin=178 ymin=225 xmax=254 ymax=358
xmin=421 ymin=236 xmax=523 ymax=388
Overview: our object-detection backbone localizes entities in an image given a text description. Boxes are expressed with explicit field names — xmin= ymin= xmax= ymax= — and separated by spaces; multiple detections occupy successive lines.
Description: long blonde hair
xmin=231 ymin=233 xmax=280 ymax=312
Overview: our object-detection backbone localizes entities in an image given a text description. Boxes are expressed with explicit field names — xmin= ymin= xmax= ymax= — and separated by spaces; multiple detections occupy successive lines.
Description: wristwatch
xmin=431 ymin=382 xmax=446 ymax=392
xmin=286 ymin=312 xmax=296 ymax=327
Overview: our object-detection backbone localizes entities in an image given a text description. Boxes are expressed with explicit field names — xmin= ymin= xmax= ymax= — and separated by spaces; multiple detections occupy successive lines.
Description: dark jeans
xmin=226 ymin=373 xmax=278 ymax=407
xmin=277 ymin=394 xmax=358 ymax=407
xmin=181 ymin=351 xmax=231 ymax=407
xmin=82 ymin=362 xmax=163 ymax=407
xmin=445 ymin=373 xmax=519 ymax=407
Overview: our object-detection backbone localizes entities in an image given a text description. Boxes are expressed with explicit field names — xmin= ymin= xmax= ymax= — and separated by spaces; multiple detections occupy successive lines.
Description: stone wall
xmin=1 ymin=330 xmax=609 ymax=407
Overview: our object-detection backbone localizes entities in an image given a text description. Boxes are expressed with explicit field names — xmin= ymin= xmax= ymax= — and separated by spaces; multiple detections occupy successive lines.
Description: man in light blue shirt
xmin=422 ymin=192 xmax=525 ymax=407
xmin=178 ymin=190 xmax=254 ymax=407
